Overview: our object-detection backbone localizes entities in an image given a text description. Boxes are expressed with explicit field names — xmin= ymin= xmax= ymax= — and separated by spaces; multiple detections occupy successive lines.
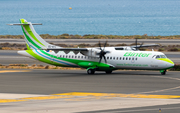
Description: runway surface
xmin=0 ymin=69 xmax=180 ymax=95
xmin=0 ymin=69 xmax=180 ymax=112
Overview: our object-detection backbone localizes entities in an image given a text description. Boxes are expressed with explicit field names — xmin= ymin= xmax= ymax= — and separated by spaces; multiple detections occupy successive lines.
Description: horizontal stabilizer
xmin=7 ymin=23 xmax=42 ymax=26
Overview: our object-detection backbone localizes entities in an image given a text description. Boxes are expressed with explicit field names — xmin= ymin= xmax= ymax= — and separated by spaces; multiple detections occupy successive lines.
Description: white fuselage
xmin=44 ymin=47 xmax=173 ymax=70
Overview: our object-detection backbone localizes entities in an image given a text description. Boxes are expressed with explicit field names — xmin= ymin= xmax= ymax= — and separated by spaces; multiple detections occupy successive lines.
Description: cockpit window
xmin=155 ymin=55 xmax=167 ymax=59
xmin=156 ymin=55 xmax=160 ymax=58
xmin=152 ymin=55 xmax=156 ymax=58
xmin=160 ymin=55 xmax=167 ymax=58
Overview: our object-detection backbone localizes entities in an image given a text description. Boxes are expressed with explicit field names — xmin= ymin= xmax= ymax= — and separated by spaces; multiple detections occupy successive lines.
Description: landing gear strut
xmin=160 ymin=70 xmax=166 ymax=75
xmin=87 ymin=69 xmax=95 ymax=74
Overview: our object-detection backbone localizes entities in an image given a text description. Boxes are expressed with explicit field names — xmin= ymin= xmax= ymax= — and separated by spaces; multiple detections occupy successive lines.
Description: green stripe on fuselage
xmin=26 ymin=50 xmax=66 ymax=66
xmin=23 ymin=25 xmax=45 ymax=47
xmin=20 ymin=19 xmax=45 ymax=47
xmin=40 ymin=50 xmax=96 ymax=65
xmin=21 ymin=25 xmax=41 ymax=49
xmin=40 ymin=50 xmax=111 ymax=69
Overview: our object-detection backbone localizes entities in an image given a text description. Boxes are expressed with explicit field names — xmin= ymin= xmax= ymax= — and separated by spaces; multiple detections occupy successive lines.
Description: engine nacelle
xmin=80 ymin=48 xmax=100 ymax=58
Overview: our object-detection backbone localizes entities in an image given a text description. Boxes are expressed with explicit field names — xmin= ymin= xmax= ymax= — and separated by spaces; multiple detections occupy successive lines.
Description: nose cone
xmin=157 ymin=58 xmax=174 ymax=69
xmin=165 ymin=58 xmax=174 ymax=69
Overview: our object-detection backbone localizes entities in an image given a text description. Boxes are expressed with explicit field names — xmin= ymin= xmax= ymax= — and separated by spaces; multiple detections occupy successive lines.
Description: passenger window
xmin=69 ymin=55 xmax=71 ymax=58
xmin=136 ymin=58 xmax=138 ymax=60
xmin=119 ymin=57 xmax=121 ymax=60
xmin=110 ymin=57 xmax=112 ymax=59
xmin=78 ymin=56 xmax=80 ymax=58
xmin=60 ymin=55 xmax=61 ymax=58
xmin=107 ymin=57 xmax=109 ymax=59
xmin=72 ymin=56 xmax=74 ymax=58
xmin=117 ymin=57 xmax=118 ymax=60
xmin=113 ymin=57 xmax=115 ymax=60
xmin=132 ymin=58 xmax=134 ymax=60
xmin=123 ymin=57 xmax=125 ymax=60
xmin=63 ymin=55 xmax=64 ymax=58
xmin=81 ymin=56 xmax=83 ymax=59
xmin=129 ymin=58 xmax=131 ymax=60
xmin=126 ymin=57 xmax=128 ymax=60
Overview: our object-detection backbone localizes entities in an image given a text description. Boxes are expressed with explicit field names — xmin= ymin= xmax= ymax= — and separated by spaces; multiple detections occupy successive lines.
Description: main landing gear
xmin=160 ymin=70 xmax=166 ymax=75
xmin=87 ymin=69 xmax=113 ymax=75
xmin=87 ymin=69 xmax=95 ymax=74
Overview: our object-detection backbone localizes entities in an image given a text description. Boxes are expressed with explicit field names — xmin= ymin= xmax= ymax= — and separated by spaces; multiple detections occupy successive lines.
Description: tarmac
xmin=0 ymin=69 xmax=180 ymax=113
xmin=0 ymin=46 xmax=180 ymax=112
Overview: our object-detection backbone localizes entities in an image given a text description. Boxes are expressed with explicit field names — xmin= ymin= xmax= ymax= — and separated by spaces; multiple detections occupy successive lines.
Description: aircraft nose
xmin=165 ymin=58 xmax=174 ymax=68
xmin=167 ymin=62 xmax=174 ymax=67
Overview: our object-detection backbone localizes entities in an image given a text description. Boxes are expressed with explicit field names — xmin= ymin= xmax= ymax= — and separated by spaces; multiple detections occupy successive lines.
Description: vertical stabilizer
xmin=8 ymin=19 xmax=61 ymax=50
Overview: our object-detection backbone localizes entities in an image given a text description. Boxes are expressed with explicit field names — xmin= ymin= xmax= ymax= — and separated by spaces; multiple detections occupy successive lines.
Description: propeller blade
xmin=135 ymin=38 xmax=137 ymax=50
xmin=103 ymin=56 xmax=107 ymax=63
xmin=139 ymin=42 xmax=144 ymax=49
xmin=98 ymin=56 xmax=102 ymax=64
xmin=98 ymin=41 xmax=109 ymax=64
xmin=98 ymin=41 xmax=102 ymax=50
xmin=103 ymin=41 xmax=107 ymax=50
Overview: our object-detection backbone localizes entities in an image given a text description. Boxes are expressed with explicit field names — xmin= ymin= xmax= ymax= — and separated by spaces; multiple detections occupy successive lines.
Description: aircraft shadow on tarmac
xmin=35 ymin=70 xmax=163 ymax=78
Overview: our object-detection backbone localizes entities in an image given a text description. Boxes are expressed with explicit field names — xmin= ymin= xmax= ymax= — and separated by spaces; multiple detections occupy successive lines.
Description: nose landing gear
xmin=160 ymin=70 xmax=166 ymax=75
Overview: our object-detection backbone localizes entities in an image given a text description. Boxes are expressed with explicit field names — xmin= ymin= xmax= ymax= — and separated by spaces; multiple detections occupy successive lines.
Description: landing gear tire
xmin=105 ymin=71 xmax=112 ymax=74
xmin=87 ymin=69 xmax=95 ymax=74
xmin=161 ymin=70 xmax=166 ymax=75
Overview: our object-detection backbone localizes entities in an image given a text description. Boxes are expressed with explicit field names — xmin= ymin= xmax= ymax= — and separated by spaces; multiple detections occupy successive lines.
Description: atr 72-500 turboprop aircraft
xmin=8 ymin=19 xmax=174 ymax=75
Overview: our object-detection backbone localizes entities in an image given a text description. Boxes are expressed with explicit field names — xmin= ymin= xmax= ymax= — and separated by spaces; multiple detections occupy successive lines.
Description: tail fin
xmin=8 ymin=19 xmax=61 ymax=50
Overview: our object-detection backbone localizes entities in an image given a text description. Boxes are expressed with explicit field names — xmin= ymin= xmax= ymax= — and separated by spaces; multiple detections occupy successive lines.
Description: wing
xmin=47 ymin=48 xmax=88 ymax=54
xmin=47 ymin=47 xmax=111 ymax=58
xmin=131 ymin=44 xmax=159 ymax=49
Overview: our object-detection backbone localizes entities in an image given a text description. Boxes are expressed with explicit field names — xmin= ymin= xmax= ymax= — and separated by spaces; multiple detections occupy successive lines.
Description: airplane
xmin=7 ymin=19 xmax=174 ymax=75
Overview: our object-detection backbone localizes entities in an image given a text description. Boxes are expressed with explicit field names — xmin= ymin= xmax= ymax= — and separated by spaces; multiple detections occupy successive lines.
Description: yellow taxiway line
xmin=0 ymin=70 xmax=30 ymax=73
xmin=1 ymin=92 xmax=180 ymax=103
xmin=0 ymin=99 xmax=26 ymax=103
xmin=53 ymin=92 xmax=180 ymax=99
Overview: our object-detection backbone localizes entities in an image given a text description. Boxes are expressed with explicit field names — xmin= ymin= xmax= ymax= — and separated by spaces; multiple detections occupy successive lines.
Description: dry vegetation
xmin=1 ymin=34 xmax=180 ymax=39
xmin=0 ymin=64 xmax=82 ymax=70
xmin=1 ymin=34 xmax=180 ymax=51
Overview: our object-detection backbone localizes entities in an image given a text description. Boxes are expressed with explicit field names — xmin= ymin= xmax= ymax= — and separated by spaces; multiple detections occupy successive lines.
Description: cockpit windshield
xmin=155 ymin=55 xmax=167 ymax=59
xmin=160 ymin=55 xmax=167 ymax=58
xmin=156 ymin=55 xmax=160 ymax=58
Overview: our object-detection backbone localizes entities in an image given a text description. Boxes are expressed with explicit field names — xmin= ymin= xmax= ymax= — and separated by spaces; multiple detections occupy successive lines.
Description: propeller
xmin=97 ymin=41 xmax=109 ymax=64
xmin=135 ymin=38 xmax=137 ymax=49
xmin=135 ymin=38 xmax=143 ymax=51
xmin=139 ymin=42 xmax=144 ymax=50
